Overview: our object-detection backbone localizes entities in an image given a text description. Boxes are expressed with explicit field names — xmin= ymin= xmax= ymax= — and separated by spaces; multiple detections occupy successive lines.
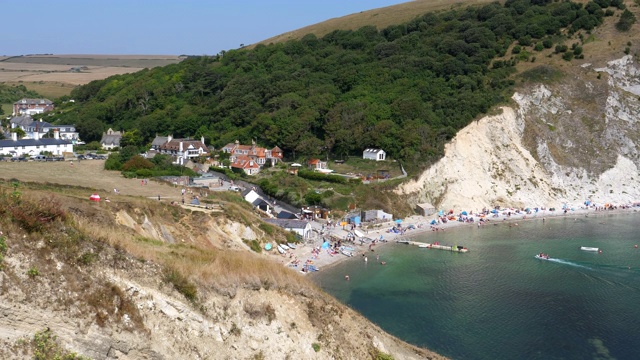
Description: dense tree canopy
xmin=55 ymin=1 xmax=611 ymax=169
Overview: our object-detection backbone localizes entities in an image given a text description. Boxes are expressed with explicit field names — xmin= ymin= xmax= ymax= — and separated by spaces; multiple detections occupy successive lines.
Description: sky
xmin=3 ymin=0 xmax=409 ymax=56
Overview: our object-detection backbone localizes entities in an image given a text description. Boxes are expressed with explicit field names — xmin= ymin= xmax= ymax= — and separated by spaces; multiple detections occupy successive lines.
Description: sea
xmin=312 ymin=212 xmax=640 ymax=360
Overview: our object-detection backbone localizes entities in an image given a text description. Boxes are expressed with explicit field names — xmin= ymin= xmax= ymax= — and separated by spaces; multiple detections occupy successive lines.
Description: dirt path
xmin=0 ymin=160 xmax=186 ymax=200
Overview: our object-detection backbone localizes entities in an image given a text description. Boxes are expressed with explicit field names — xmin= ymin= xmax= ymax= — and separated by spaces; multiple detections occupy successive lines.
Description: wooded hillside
xmin=52 ymin=0 xmax=628 ymax=169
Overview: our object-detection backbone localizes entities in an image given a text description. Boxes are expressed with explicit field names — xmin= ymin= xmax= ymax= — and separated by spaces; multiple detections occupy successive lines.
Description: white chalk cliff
xmin=398 ymin=56 xmax=640 ymax=211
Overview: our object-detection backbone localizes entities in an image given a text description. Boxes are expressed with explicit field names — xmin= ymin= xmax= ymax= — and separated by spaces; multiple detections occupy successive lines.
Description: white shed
xmin=363 ymin=148 xmax=386 ymax=161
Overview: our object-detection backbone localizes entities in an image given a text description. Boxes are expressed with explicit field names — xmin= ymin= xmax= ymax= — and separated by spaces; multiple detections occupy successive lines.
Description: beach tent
xmin=89 ymin=193 xmax=101 ymax=202
xmin=395 ymin=219 xmax=403 ymax=224
xmin=190 ymin=198 xmax=201 ymax=205
xmin=461 ymin=211 xmax=468 ymax=216
xmin=438 ymin=210 xmax=444 ymax=216
xmin=491 ymin=209 xmax=498 ymax=214
xmin=264 ymin=243 xmax=273 ymax=251
xmin=321 ymin=241 xmax=330 ymax=249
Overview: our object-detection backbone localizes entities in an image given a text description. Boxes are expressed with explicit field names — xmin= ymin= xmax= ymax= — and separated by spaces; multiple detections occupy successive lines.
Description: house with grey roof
xmin=10 ymin=115 xmax=81 ymax=143
xmin=100 ymin=128 xmax=122 ymax=150
xmin=13 ymin=98 xmax=54 ymax=116
xmin=158 ymin=136 xmax=209 ymax=165
xmin=0 ymin=130 xmax=73 ymax=157
xmin=263 ymin=219 xmax=312 ymax=239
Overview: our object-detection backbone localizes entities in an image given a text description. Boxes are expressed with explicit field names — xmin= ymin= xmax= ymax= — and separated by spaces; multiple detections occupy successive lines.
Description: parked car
xmin=229 ymin=185 xmax=241 ymax=192
xmin=77 ymin=155 xmax=86 ymax=160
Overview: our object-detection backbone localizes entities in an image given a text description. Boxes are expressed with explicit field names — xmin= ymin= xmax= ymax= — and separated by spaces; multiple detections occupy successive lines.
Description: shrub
xmin=512 ymin=45 xmax=522 ymax=54
xmin=27 ymin=267 xmax=40 ymax=278
xmin=164 ymin=268 xmax=197 ymax=301
xmin=32 ymin=328 xmax=88 ymax=360
xmin=122 ymin=155 xmax=154 ymax=171
xmin=543 ymin=38 xmax=553 ymax=49
xmin=555 ymin=44 xmax=568 ymax=53
xmin=616 ymin=9 xmax=636 ymax=31
xmin=312 ymin=343 xmax=321 ymax=352
xmin=534 ymin=43 xmax=544 ymax=51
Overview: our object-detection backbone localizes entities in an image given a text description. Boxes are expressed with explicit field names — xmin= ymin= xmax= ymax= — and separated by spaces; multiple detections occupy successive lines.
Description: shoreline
xmin=277 ymin=206 xmax=640 ymax=275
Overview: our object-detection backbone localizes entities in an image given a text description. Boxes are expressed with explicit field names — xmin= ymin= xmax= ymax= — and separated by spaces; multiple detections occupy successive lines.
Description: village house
xmin=157 ymin=136 xmax=209 ymax=165
xmin=9 ymin=116 xmax=81 ymax=144
xmin=100 ymin=128 xmax=122 ymax=150
xmin=12 ymin=98 xmax=54 ymax=116
xmin=221 ymin=140 xmax=283 ymax=175
xmin=363 ymin=148 xmax=386 ymax=161
xmin=264 ymin=219 xmax=313 ymax=239
xmin=0 ymin=129 xmax=72 ymax=157
xmin=307 ymin=158 xmax=328 ymax=171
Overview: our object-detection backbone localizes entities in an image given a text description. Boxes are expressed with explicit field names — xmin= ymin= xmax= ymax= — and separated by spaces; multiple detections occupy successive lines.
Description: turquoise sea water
xmin=312 ymin=212 xmax=640 ymax=360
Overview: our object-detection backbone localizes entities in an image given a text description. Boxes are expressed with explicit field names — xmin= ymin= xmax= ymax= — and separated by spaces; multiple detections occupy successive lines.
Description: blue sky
xmin=3 ymin=0 xmax=408 ymax=56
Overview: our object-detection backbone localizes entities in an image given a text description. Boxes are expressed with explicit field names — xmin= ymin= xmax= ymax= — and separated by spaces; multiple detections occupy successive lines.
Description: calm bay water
xmin=312 ymin=212 xmax=640 ymax=360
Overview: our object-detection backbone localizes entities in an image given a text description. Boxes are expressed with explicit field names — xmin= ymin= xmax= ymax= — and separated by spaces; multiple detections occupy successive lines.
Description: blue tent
xmin=491 ymin=209 xmax=498 ymax=214
xmin=461 ymin=211 xmax=468 ymax=215
xmin=438 ymin=210 xmax=444 ymax=216
xmin=395 ymin=219 xmax=403 ymax=224
xmin=321 ymin=241 xmax=330 ymax=249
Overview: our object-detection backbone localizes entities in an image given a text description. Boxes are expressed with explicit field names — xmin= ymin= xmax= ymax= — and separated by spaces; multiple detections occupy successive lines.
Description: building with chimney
xmin=0 ymin=129 xmax=73 ymax=157
xmin=13 ymin=98 xmax=54 ymax=116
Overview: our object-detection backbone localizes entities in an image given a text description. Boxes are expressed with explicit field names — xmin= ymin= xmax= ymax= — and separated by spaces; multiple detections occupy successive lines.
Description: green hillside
xmin=51 ymin=0 xmax=629 ymax=170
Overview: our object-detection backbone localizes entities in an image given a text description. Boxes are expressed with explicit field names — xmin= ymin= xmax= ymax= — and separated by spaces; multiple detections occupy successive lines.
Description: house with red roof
xmin=222 ymin=140 xmax=284 ymax=175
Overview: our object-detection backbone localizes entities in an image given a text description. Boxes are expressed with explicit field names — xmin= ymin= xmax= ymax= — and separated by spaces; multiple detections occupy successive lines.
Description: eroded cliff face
xmin=399 ymin=56 xmax=640 ymax=211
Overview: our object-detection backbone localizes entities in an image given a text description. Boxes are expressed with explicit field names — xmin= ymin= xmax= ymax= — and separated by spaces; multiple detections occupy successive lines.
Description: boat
xmin=418 ymin=244 xmax=429 ymax=248
xmin=341 ymin=246 xmax=355 ymax=252
xmin=287 ymin=242 xmax=297 ymax=249
xmin=264 ymin=243 xmax=272 ymax=251
xmin=580 ymin=246 xmax=599 ymax=252
xmin=535 ymin=253 xmax=551 ymax=260
xmin=277 ymin=244 xmax=285 ymax=254
xmin=341 ymin=249 xmax=353 ymax=257
xmin=280 ymin=243 xmax=290 ymax=250
xmin=303 ymin=264 xmax=319 ymax=272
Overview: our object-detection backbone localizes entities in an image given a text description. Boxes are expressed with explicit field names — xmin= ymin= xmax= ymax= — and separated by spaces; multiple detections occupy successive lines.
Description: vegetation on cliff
xmin=51 ymin=0 xmax=622 ymax=170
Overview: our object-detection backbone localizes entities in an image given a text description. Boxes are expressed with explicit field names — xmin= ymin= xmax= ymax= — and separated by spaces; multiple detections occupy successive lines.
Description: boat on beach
xmin=580 ymin=246 xmax=599 ymax=252
xmin=277 ymin=244 xmax=286 ymax=254
xmin=287 ymin=242 xmax=297 ymax=249
xmin=280 ymin=243 xmax=290 ymax=250
xmin=341 ymin=249 xmax=354 ymax=257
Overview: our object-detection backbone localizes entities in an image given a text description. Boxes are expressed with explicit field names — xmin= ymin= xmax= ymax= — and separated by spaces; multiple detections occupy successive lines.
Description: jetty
xmin=396 ymin=240 xmax=468 ymax=253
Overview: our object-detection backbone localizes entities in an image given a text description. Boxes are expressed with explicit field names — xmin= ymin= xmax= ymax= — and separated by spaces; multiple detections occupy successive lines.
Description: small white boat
xmin=418 ymin=244 xmax=429 ymax=248
xmin=277 ymin=244 xmax=285 ymax=254
xmin=535 ymin=254 xmax=551 ymax=260
xmin=280 ymin=243 xmax=290 ymax=250
xmin=580 ymin=246 xmax=599 ymax=252
xmin=287 ymin=242 xmax=297 ymax=249
xmin=341 ymin=249 xmax=353 ymax=257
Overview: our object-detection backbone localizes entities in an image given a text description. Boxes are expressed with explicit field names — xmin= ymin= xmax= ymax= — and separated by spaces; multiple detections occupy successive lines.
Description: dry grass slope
xmin=254 ymin=0 xmax=499 ymax=46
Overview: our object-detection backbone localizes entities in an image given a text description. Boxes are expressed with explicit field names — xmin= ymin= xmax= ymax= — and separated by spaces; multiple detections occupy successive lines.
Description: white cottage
xmin=0 ymin=130 xmax=72 ymax=157
xmin=363 ymin=148 xmax=386 ymax=161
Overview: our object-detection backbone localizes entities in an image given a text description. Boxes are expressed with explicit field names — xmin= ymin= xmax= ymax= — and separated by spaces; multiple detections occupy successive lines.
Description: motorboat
xmin=535 ymin=253 xmax=550 ymax=260
xmin=580 ymin=247 xmax=599 ymax=252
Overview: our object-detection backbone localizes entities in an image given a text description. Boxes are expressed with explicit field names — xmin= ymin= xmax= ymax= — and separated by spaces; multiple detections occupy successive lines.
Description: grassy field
xmin=0 ymin=54 xmax=186 ymax=95
xmin=0 ymin=160 xmax=189 ymax=201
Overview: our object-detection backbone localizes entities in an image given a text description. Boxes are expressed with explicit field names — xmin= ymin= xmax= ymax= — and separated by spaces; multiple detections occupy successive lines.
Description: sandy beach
xmin=273 ymin=205 xmax=640 ymax=274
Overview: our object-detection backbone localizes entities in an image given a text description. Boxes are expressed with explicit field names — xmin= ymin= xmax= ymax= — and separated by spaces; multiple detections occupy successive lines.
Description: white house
xmin=264 ymin=219 xmax=313 ymax=239
xmin=158 ymin=136 xmax=209 ymax=165
xmin=0 ymin=130 xmax=73 ymax=157
xmin=363 ymin=148 xmax=386 ymax=161
xmin=100 ymin=128 xmax=122 ymax=150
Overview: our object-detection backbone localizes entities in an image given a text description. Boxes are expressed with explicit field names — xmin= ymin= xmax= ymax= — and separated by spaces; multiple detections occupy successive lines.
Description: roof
xmin=307 ymin=158 xmax=321 ymax=165
xmin=252 ymin=198 xmax=271 ymax=207
xmin=264 ymin=219 xmax=310 ymax=229
xmin=151 ymin=135 xmax=170 ymax=147
xmin=277 ymin=211 xmax=299 ymax=219
xmin=364 ymin=148 xmax=385 ymax=153
xmin=0 ymin=138 xmax=72 ymax=147
xmin=416 ymin=203 xmax=435 ymax=209
xmin=100 ymin=133 xmax=122 ymax=146
xmin=14 ymin=98 xmax=53 ymax=106
xmin=10 ymin=115 xmax=34 ymax=127
xmin=159 ymin=139 xmax=209 ymax=152
xmin=231 ymin=156 xmax=259 ymax=169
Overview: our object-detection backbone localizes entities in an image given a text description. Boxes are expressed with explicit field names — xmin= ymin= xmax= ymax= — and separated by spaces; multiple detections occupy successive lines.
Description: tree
xmin=119 ymin=129 xmax=144 ymax=148
xmin=616 ymin=9 xmax=636 ymax=32
xmin=10 ymin=128 xmax=26 ymax=139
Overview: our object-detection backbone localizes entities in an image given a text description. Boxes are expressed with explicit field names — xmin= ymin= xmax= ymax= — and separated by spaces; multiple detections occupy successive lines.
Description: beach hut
xmin=89 ymin=193 xmax=101 ymax=202
xmin=415 ymin=203 xmax=436 ymax=216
